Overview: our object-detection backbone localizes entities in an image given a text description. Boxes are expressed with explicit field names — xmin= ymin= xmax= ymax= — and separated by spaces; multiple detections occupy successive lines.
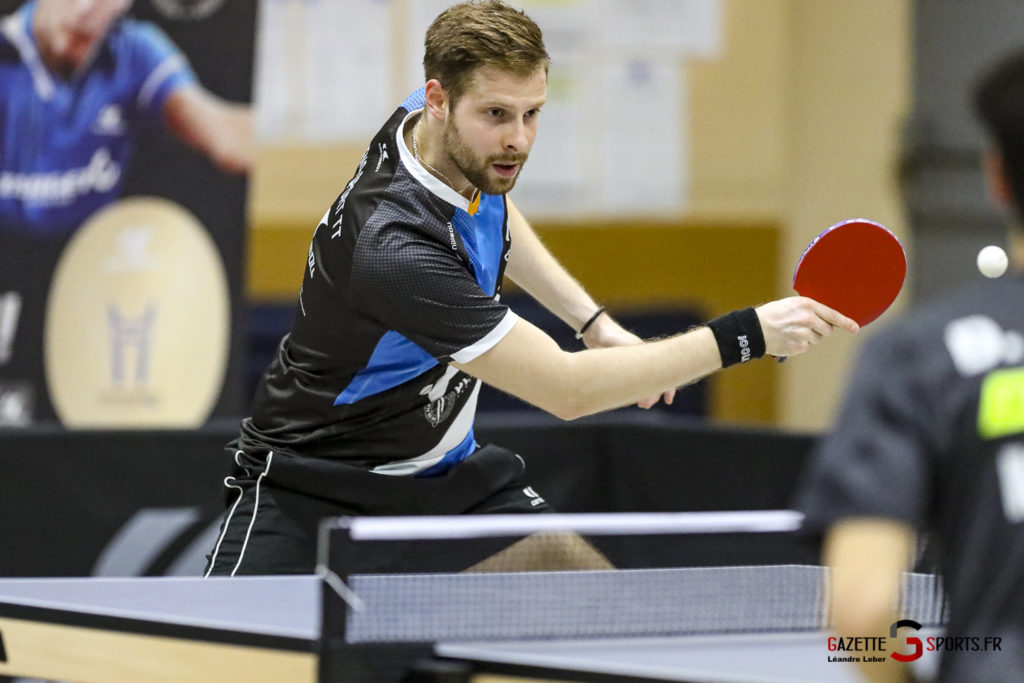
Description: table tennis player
xmin=797 ymin=50 xmax=1024 ymax=683
xmin=205 ymin=0 xmax=857 ymax=577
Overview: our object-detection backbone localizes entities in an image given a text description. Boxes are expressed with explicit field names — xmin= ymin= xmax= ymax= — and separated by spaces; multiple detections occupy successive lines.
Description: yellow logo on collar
xmin=468 ymin=191 xmax=480 ymax=216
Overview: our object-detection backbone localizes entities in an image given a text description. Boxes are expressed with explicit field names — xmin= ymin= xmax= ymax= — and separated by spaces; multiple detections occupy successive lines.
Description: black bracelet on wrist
xmin=706 ymin=307 xmax=766 ymax=367
xmin=575 ymin=306 xmax=607 ymax=340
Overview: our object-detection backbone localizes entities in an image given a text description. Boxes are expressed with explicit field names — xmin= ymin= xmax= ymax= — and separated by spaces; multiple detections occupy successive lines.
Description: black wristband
xmin=575 ymin=306 xmax=607 ymax=340
xmin=706 ymin=307 xmax=766 ymax=367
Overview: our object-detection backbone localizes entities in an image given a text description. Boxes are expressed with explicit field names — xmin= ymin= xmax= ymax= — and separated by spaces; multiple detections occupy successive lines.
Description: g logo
xmin=889 ymin=619 xmax=924 ymax=662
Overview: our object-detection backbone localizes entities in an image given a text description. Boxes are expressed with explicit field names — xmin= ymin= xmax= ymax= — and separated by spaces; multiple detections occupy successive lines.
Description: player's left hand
xmin=581 ymin=315 xmax=675 ymax=409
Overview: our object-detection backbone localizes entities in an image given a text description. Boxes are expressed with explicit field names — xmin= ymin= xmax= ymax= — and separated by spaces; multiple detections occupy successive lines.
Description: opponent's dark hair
xmin=975 ymin=50 xmax=1024 ymax=224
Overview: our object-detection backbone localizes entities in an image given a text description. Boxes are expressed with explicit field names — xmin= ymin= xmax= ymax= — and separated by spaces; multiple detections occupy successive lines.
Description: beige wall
xmin=247 ymin=0 xmax=911 ymax=430
xmin=689 ymin=1 xmax=790 ymax=220
xmin=779 ymin=1 xmax=911 ymax=430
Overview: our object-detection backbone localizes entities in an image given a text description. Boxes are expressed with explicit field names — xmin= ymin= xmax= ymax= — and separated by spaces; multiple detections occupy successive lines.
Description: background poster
xmin=0 ymin=0 xmax=255 ymax=425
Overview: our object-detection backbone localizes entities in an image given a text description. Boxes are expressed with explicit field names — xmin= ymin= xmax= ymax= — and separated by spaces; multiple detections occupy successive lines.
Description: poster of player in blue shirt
xmin=0 ymin=0 xmax=254 ymax=426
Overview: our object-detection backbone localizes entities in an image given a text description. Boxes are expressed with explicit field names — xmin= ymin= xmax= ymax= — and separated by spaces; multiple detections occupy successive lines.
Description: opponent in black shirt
xmin=797 ymin=49 xmax=1024 ymax=683
xmin=207 ymin=0 xmax=858 ymax=576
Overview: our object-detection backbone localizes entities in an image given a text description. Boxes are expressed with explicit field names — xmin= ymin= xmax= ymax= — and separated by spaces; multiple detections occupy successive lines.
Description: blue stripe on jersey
xmin=333 ymin=330 xmax=438 ymax=405
xmin=453 ymin=193 xmax=505 ymax=295
xmin=416 ymin=428 xmax=477 ymax=478
xmin=401 ymin=87 xmax=426 ymax=112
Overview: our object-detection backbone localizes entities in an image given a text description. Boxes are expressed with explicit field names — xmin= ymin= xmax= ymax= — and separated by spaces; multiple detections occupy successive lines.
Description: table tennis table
xmin=436 ymin=631 xmax=940 ymax=682
xmin=0 ymin=576 xmax=319 ymax=683
xmin=0 ymin=574 xmax=940 ymax=683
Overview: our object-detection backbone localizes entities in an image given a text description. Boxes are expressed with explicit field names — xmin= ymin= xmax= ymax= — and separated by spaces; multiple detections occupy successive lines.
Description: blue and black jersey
xmin=240 ymin=89 xmax=518 ymax=476
xmin=0 ymin=1 xmax=194 ymax=236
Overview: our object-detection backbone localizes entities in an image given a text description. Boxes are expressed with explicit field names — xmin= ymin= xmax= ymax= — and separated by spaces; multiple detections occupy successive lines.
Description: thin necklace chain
xmin=411 ymin=123 xmax=472 ymax=196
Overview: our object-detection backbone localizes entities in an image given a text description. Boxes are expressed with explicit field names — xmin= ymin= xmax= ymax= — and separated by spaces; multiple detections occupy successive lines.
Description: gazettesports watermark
xmin=827 ymin=620 xmax=1002 ymax=664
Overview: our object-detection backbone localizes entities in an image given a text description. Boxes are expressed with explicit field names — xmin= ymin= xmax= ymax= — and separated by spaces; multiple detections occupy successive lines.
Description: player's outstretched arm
xmin=503 ymin=197 xmax=674 ymax=408
xmin=454 ymin=296 xmax=855 ymax=421
xmin=579 ymin=314 xmax=676 ymax=409
xmin=163 ymin=86 xmax=253 ymax=174
xmin=454 ymin=316 xmax=719 ymax=420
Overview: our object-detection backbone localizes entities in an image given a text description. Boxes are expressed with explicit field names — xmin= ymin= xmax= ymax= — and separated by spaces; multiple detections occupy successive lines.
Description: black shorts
xmin=204 ymin=443 xmax=551 ymax=576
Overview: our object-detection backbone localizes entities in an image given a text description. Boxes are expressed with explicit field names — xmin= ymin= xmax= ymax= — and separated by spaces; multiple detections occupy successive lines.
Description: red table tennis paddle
xmin=793 ymin=218 xmax=906 ymax=327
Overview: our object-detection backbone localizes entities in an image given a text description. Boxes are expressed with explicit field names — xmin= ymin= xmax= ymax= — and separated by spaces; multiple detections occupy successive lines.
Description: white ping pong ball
xmin=977 ymin=245 xmax=1008 ymax=278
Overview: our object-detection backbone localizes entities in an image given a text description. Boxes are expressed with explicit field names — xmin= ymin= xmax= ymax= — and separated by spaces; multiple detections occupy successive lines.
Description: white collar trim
xmin=2 ymin=11 xmax=55 ymax=100
xmin=396 ymin=109 xmax=471 ymax=212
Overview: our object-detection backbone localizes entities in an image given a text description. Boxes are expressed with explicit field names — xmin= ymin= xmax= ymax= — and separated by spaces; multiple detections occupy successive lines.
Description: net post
xmin=316 ymin=517 xmax=356 ymax=683
xmin=316 ymin=517 xmax=435 ymax=683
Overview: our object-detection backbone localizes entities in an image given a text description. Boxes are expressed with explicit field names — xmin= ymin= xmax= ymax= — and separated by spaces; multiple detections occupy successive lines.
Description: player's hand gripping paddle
xmin=792 ymin=218 xmax=906 ymax=327
xmin=774 ymin=219 xmax=905 ymax=363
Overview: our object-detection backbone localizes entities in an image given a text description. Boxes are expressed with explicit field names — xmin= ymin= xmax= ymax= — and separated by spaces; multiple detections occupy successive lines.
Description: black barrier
xmin=0 ymin=422 xmax=235 ymax=577
xmin=477 ymin=412 xmax=814 ymax=513
xmin=0 ymin=414 xmax=818 ymax=577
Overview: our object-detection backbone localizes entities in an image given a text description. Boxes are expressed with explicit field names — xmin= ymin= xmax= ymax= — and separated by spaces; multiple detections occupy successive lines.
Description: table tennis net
xmin=321 ymin=512 xmax=947 ymax=645
xmin=342 ymin=565 xmax=944 ymax=644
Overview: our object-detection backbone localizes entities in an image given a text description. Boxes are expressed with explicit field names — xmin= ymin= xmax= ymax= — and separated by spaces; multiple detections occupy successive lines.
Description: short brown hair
xmin=423 ymin=1 xmax=549 ymax=105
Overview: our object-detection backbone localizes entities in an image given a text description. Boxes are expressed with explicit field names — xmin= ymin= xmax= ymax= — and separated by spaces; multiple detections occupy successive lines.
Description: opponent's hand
xmin=755 ymin=297 xmax=858 ymax=358
xmin=581 ymin=314 xmax=675 ymax=409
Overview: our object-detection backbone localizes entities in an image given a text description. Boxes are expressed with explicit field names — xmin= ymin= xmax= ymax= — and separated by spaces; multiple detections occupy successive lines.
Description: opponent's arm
xmin=503 ymin=197 xmax=674 ymax=407
xmin=455 ymin=297 xmax=856 ymax=421
xmin=163 ymin=85 xmax=253 ymax=174
xmin=824 ymin=518 xmax=917 ymax=683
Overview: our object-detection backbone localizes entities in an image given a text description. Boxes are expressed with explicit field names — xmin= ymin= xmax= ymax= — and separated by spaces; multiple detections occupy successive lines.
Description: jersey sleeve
xmin=796 ymin=327 xmax=938 ymax=535
xmin=121 ymin=20 xmax=197 ymax=121
xmin=349 ymin=220 xmax=517 ymax=363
